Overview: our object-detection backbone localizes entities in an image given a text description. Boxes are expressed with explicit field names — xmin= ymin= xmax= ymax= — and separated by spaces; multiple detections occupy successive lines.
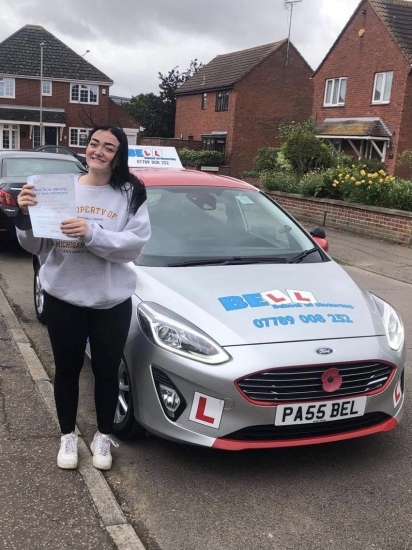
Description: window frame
xmin=0 ymin=124 xmax=19 ymax=150
xmin=0 ymin=78 xmax=15 ymax=99
xmin=69 ymin=127 xmax=90 ymax=148
xmin=215 ymin=90 xmax=230 ymax=112
xmin=323 ymin=77 xmax=347 ymax=107
xmin=201 ymin=92 xmax=207 ymax=110
xmin=70 ymin=83 xmax=99 ymax=105
xmin=372 ymin=71 xmax=393 ymax=104
xmin=42 ymin=80 xmax=52 ymax=96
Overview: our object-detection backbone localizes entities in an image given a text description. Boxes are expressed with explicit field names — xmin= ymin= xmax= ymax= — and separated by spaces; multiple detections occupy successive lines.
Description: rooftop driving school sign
xmin=128 ymin=146 xmax=183 ymax=169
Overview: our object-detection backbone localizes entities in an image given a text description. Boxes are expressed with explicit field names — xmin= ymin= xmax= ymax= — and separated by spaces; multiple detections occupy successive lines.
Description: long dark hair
xmin=87 ymin=126 xmax=147 ymax=215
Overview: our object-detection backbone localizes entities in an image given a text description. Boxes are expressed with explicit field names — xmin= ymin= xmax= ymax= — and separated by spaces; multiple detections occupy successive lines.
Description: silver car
xmin=107 ymin=168 xmax=405 ymax=449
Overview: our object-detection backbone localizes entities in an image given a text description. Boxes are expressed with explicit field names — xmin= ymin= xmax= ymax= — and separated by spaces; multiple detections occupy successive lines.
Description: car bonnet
xmin=133 ymin=261 xmax=385 ymax=346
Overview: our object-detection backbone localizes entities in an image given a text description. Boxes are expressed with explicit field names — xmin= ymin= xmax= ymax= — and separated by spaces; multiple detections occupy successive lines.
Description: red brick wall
xmin=312 ymin=0 xmax=411 ymax=175
xmin=266 ymin=190 xmax=412 ymax=246
xmin=230 ymin=42 xmax=313 ymax=177
xmin=175 ymin=90 xmax=236 ymax=158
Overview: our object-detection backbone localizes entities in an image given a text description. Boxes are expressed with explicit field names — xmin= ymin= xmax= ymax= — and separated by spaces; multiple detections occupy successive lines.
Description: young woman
xmin=15 ymin=126 xmax=151 ymax=470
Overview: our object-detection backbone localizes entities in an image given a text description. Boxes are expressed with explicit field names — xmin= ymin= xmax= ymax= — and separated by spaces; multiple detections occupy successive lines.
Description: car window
xmin=3 ymin=157 xmax=83 ymax=177
xmin=138 ymin=186 xmax=318 ymax=267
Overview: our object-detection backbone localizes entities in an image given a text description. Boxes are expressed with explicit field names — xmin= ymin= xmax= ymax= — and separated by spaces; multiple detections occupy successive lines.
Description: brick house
xmin=174 ymin=41 xmax=314 ymax=177
xmin=313 ymin=0 xmax=412 ymax=175
xmin=0 ymin=25 xmax=140 ymax=153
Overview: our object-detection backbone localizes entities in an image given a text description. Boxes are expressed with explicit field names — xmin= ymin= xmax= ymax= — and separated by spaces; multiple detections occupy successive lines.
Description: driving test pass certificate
xmin=27 ymin=173 xmax=77 ymax=241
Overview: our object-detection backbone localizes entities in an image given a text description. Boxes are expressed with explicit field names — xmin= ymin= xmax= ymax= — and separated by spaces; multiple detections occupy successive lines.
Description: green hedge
xmin=178 ymin=148 xmax=224 ymax=167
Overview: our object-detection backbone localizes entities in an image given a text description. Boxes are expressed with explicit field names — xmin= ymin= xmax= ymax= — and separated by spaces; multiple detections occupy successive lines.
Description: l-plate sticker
xmin=393 ymin=380 xmax=402 ymax=408
xmin=189 ymin=392 xmax=224 ymax=429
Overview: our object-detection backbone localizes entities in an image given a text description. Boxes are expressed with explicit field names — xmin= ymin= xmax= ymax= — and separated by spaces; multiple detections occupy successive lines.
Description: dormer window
xmin=70 ymin=83 xmax=98 ymax=104
xmin=323 ymin=77 xmax=347 ymax=107
xmin=372 ymin=72 xmax=393 ymax=104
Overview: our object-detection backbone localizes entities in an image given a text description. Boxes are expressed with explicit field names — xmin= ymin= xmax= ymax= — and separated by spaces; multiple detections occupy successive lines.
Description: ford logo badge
xmin=316 ymin=347 xmax=334 ymax=355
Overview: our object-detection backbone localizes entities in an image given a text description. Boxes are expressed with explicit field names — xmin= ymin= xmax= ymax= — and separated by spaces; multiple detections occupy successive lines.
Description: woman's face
xmin=86 ymin=130 xmax=120 ymax=174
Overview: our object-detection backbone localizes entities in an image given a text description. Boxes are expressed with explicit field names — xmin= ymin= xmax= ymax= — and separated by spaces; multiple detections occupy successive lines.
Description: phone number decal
xmin=253 ymin=313 xmax=354 ymax=328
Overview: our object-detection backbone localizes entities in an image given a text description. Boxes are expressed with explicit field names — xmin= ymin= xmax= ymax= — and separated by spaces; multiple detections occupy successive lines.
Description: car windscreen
xmin=3 ymin=157 xmax=83 ymax=177
xmin=137 ymin=186 xmax=323 ymax=267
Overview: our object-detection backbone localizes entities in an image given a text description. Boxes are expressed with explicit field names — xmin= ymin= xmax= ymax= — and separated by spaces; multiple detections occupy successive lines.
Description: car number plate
xmin=275 ymin=396 xmax=367 ymax=426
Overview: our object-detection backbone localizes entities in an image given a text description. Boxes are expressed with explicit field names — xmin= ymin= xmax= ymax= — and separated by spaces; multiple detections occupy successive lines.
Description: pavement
xmin=0 ymin=229 xmax=411 ymax=550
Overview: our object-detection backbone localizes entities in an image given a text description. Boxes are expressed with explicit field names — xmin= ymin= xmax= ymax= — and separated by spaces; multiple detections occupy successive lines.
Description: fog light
xmin=159 ymin=384 xmax=181 ymax=413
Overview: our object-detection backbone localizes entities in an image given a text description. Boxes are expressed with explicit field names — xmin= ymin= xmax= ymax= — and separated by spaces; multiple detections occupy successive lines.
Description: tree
xmin=122 ymin=93 xmax=169 ymax=137
xmin=158 ymin=59 xmax=203 ymax=137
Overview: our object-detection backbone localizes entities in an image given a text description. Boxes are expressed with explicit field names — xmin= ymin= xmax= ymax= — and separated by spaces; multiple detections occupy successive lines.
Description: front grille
xmin=225 ymin=412 xmax=390 ymax=441
xmin=237 ymin=362 xmax=393 ymax=403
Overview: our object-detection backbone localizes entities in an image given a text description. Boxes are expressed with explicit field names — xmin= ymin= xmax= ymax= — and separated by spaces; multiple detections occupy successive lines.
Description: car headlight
xmin=137 ymin=302 xmax=231 ymax=365
xmin=371 ymin=294 xmax=404 ymax=351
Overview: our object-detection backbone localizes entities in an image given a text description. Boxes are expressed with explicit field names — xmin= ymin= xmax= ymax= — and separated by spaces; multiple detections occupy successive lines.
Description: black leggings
xmin=44 ymin=291 xmax=132 ymax=434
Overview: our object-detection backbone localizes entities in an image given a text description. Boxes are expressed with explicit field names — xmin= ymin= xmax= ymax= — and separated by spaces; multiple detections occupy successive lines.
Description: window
xmin=0 ymin=78 xmax=15 ymax=98
xmin=1 ymin=124 xmax=19 ymax=149
xmin=33 ymin=126 xmax=41 ymax=148
xmin=372 ymin=72 xmax=393 ymax=104
xmin=202 ymin=93 xmax=207 ymax=110
xmin=202 ymin=137 xmax=226 ymax=154
xmin=69 ymin=128 xmax=90 ymax=147
xmin=4 ymin=157 xmax=83 ymax=177
xmin=70 ymin=83 xmax=98 ymax=104
xmin=216 ymin=90 xmax=229 ymax=111
xmin=323 ymin=77 xmax=347 ymax=106
xmin=42 ymin=80 xmax=52 ymax=96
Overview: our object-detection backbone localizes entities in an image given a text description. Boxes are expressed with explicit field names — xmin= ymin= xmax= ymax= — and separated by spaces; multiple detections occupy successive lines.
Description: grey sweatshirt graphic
xmin=16 ymin=177 xmax=151 ymax=309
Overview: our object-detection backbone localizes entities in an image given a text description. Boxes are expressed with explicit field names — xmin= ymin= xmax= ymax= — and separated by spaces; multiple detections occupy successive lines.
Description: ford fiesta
xmin=33 ymin=150 xmax=406 ymax=450
xmin=106 ymin=165 xmax=405 ymax=450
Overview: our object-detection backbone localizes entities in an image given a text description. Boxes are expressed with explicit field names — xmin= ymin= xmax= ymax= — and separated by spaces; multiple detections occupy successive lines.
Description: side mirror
xmin=310 ymin=227 xmax=326 ymax=239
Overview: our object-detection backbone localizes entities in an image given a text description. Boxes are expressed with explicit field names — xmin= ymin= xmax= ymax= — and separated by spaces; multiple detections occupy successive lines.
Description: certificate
xmin=28 ymin=174 xmax=77 ymax=241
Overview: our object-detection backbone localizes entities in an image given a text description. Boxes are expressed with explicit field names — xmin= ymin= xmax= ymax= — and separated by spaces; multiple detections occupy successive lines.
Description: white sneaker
xmin=57 ymin=432 xmax=78 ymax=469
xmin=90 ymin=432 xmax=119 ymax=470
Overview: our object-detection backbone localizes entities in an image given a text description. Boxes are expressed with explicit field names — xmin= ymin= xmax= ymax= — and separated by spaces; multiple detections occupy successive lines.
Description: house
xmin=0 ymin=25 xmax=140 ymax=152
xmin=313 ymin=0 xmax=412 ymax=175
xmin=174 ymin=41 xmax=314 ymax=177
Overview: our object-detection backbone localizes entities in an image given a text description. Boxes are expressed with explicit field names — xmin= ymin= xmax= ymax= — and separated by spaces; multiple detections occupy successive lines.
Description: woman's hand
xmin=61 ymin=218 xmax=89 ymax=239
xmin=17 ymin=184 xmax=37 ymax=214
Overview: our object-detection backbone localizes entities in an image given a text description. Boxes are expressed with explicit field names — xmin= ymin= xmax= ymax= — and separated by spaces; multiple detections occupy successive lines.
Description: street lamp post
xmin=39 ymin=41 xmax=45 ymax=145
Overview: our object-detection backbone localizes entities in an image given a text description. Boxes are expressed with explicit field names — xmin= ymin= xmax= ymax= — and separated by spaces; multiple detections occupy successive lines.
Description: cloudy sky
xmin=1 ymin=0 xmax=361 ymax=97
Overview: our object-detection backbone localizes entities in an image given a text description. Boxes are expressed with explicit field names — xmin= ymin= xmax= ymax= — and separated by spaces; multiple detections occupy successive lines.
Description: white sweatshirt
xmin=16 ymin=177 xmax=151 ymax=309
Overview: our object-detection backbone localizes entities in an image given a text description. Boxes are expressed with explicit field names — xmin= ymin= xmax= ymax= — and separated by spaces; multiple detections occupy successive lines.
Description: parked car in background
xmin=33 ymin=145 xmax=88 ymax=169
xmin=0 ymin=151 xmax=85 ymax=241
xmin=33 ymin=148 xmax=405 ymax=451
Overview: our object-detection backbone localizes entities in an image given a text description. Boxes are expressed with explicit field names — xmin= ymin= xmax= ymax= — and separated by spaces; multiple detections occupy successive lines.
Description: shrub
xmin=300 ymin=170 xmax=344 ymax=200
xmin=387 ymin=179 xmax=412 ymax=211
xmin=251 ymin=147 xmax=280 ymax=173
xmin=260 ymin=171 xmax=300 ymax=193
xmin=281 ymin=136 xmax=335 ymax=177
xmin=178 ymin=148 xmax=224 ymax=167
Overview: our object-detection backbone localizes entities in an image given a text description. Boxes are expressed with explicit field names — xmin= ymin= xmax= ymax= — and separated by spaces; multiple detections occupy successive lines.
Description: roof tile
xmin=370 ymin=0 xmax=412 ymax=63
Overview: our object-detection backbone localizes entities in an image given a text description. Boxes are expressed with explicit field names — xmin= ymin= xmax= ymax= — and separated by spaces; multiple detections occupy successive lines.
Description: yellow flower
xmin=361 ymin=180 xmax=365 ymax=183
xmin=360 ymin=169 xmax=366 ymax=176
xmin=333 ymin=179 xmax=339 ymax=184
xmin=368 ymin=180 xmax=373 ymax=184
xmin=379 ymin=169 xmax=386 ymax=176
xmin=391 ymin=176 xmax=395 ymax=181
xmin=338 ymin=173 xmax=343 ymax=177
xmin=367 ymin=173 xmax=373 ymax=178
xmin=351 ymin=176 xmax=356 ymax=181
xmin=355 ymin=181 xmax=362 ymax=186
xmin=345 ymin=174 xmax=350 ymax=180
xmin=379 ymin=178 xmax=384 ymax=183
xmin=363 ymin=164 xmax=367 ymax=167
xmin=332 ymin=183 xmax=337 ymax=187
xmin=372 ymin=173 xmax=379 ymax=179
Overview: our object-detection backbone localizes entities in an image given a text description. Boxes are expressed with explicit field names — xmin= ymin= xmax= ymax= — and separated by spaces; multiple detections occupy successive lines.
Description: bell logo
xmin=189 ymin=392 xmax=224 ymax=429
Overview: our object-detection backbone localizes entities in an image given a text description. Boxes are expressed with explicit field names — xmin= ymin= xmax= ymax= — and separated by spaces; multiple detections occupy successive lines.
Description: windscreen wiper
xmin=167 ymin=256 xmax=289 ymax=267
xmin=289 ymin=247 xmax=318 ymax=264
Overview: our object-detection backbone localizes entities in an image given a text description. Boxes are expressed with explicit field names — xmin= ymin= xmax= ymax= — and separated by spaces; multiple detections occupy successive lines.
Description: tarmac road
xmin=0 ymin=231 xmax=411 ymax=550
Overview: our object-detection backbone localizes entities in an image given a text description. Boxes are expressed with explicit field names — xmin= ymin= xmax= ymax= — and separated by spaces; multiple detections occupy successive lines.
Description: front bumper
xmin=125 ymin=334 xmax=405 ymax=450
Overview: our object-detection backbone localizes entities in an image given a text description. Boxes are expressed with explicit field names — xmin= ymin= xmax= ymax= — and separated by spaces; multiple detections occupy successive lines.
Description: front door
xmin=44 ymin=127 xmax=57 ymax=145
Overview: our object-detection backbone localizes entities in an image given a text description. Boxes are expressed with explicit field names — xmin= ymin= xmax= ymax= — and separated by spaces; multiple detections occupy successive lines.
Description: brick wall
xmin=312 ymin=0 xmax=411 ymax=175
xmin=230 ymin=42 xmax=313 ymax=178
xmin=140 ymin=137 xmax=203 ymax=150
xmin=108 ymin=100 xmax=140 ymax=130
xmin=263 ymin=190 xmax=412 ymax=246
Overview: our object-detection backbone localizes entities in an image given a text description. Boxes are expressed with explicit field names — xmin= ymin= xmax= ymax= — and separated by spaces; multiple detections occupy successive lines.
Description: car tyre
xmin=113 ymin=356 xmax=146 ymax=440
xmin=34 ymin=262 xmax=46 ymax=324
